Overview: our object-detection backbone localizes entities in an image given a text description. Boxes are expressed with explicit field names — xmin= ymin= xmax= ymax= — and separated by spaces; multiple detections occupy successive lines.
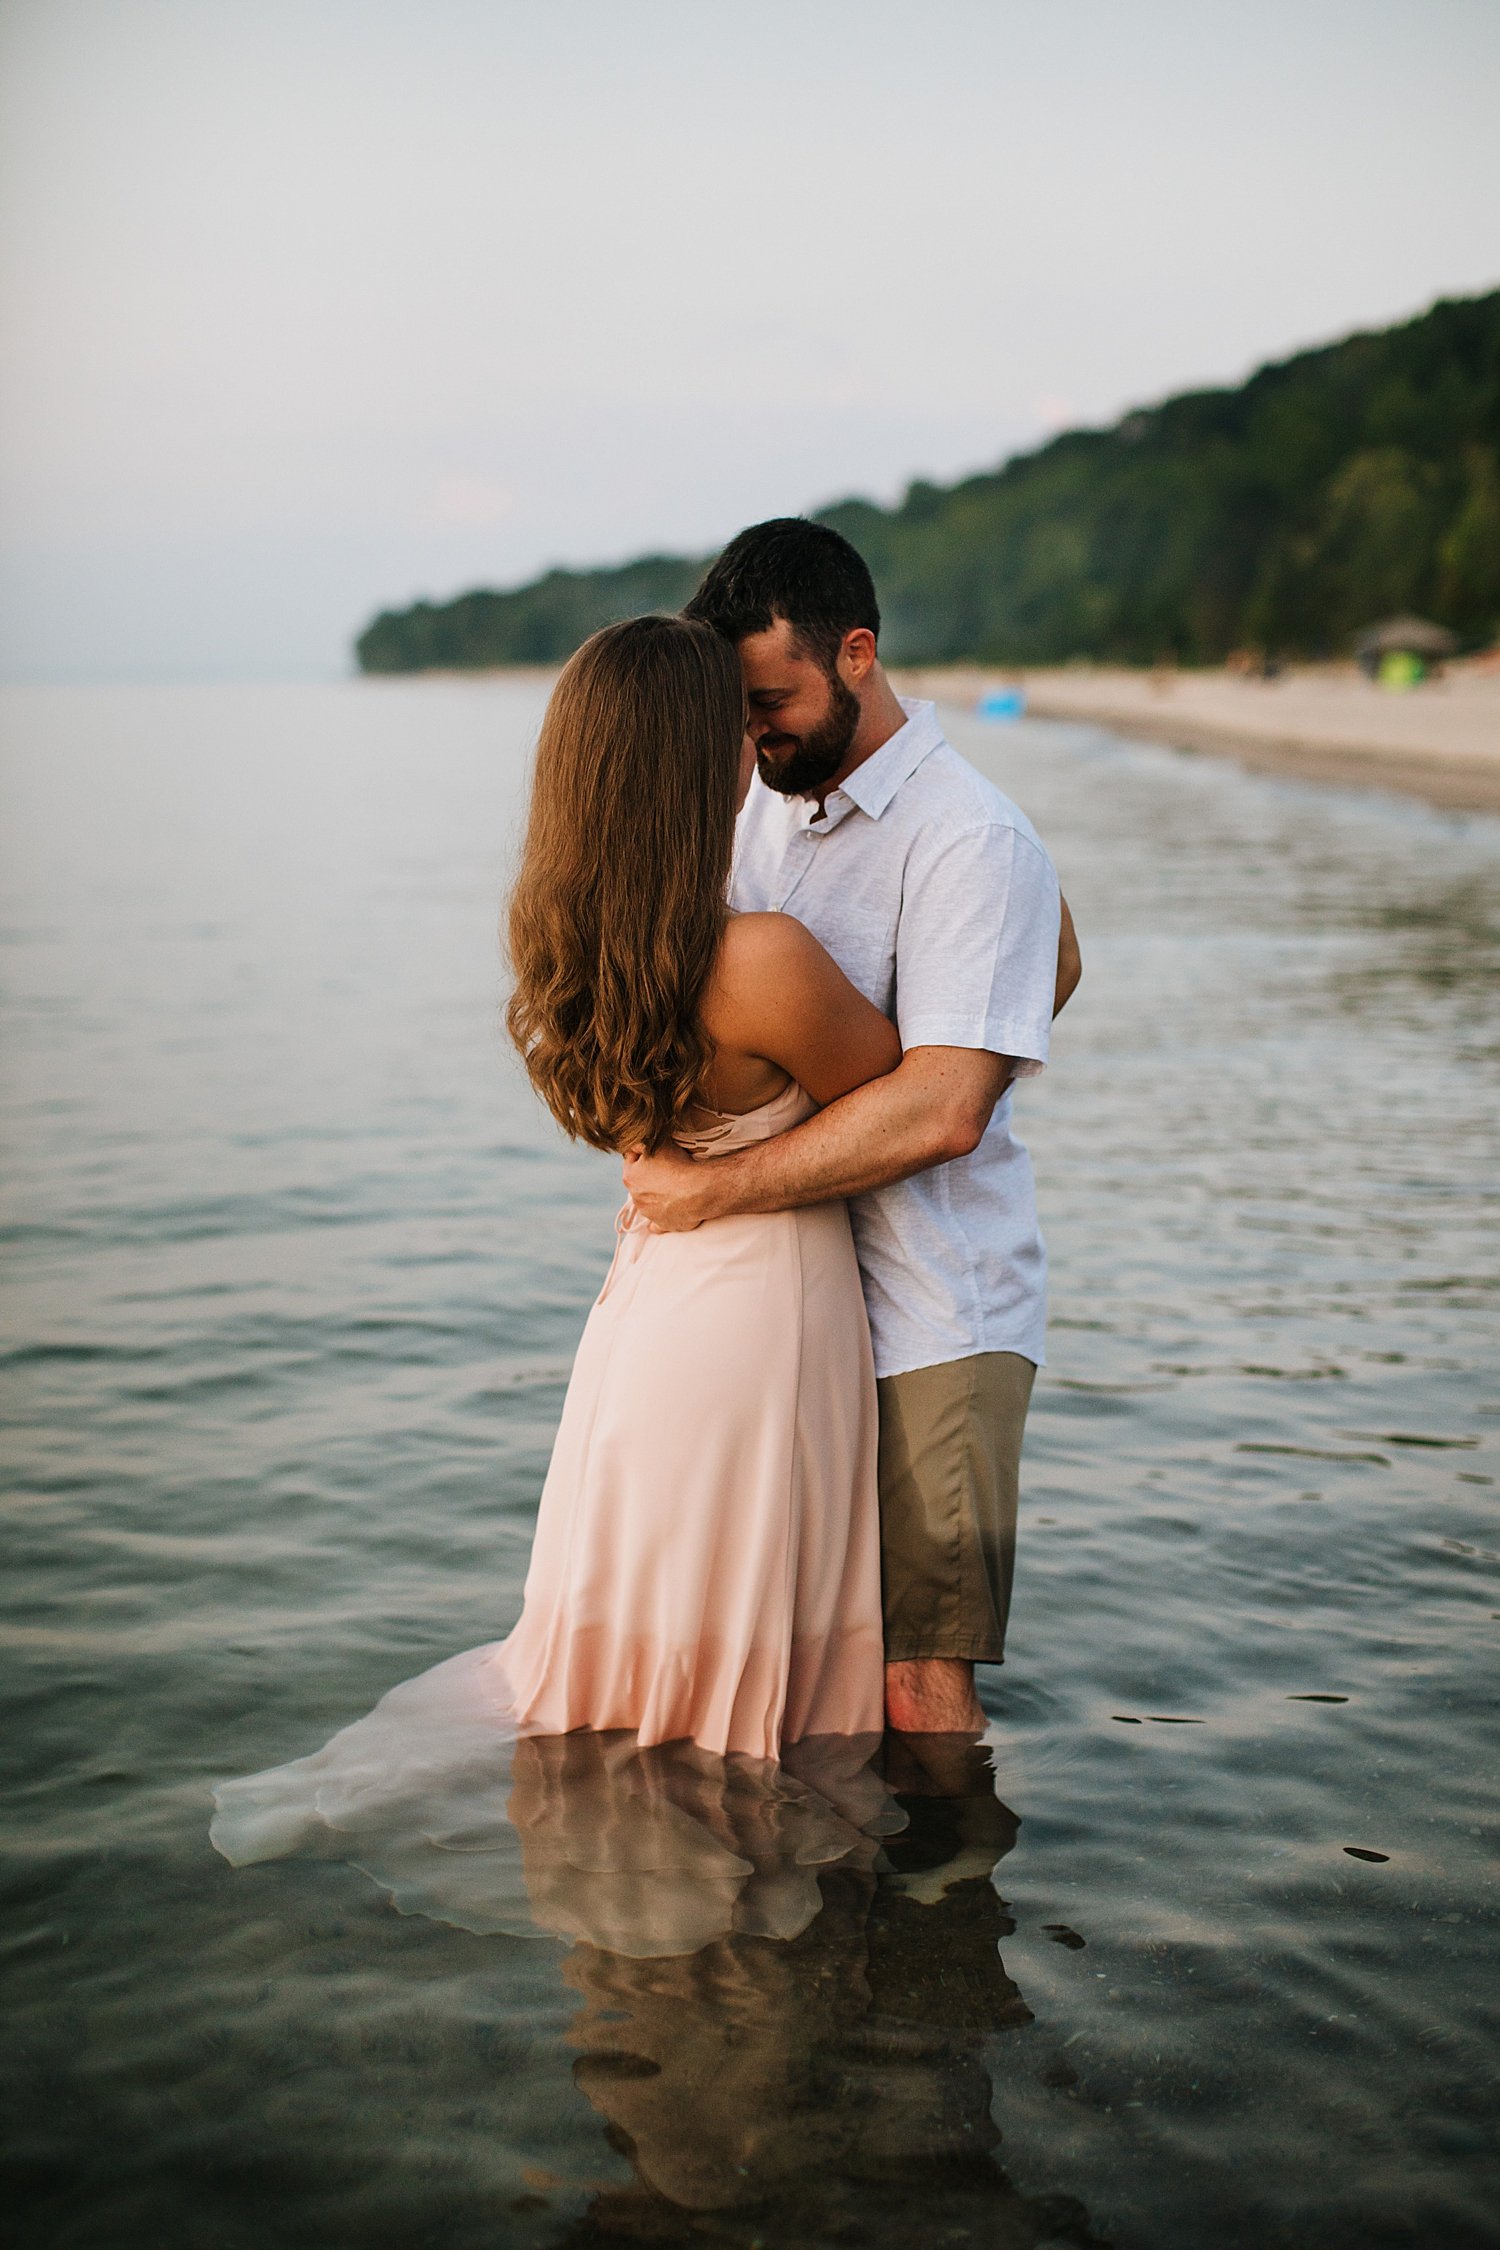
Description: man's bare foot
xmin=883 ymin=1730 xmax=998 ymax=1799
xmin=884 ymin=1657 xmax=985 ymax=1734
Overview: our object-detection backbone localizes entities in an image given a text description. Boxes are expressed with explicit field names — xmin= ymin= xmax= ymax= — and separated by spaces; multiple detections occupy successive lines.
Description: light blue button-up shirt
xmin=731 ymin=700 xmax=1060 ymax=1378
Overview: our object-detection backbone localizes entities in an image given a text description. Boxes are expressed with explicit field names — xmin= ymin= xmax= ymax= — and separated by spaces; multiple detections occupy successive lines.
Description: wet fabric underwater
xmin=210 ymin=1644 xmax=902 ymax=1957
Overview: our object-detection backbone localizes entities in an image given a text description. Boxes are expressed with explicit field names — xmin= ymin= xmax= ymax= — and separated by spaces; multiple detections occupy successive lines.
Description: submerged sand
xmin=894 ymin=660 xmax=1500 ymax=814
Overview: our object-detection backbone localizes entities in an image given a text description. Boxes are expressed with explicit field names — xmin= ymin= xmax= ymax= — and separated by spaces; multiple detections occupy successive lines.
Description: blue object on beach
xmin=977 ymin=687 xmax=1026 ymax=720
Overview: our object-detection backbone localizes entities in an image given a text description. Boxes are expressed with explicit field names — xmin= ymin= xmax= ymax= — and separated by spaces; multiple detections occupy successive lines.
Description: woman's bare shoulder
xmin=702 ymin=913 xmax=825 ymax=1039
xmin=704 ymin=909 xmax=899 ymax=1106
xmin=716 ymin=910 xmax=826 ymax=976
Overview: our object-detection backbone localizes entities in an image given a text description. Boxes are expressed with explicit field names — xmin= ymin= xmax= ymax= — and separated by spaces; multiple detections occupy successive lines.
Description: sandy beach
xmin=894 ymin=660 xmax=1500 ymax=814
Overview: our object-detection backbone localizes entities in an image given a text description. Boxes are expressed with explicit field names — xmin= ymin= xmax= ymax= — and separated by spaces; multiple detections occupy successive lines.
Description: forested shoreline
xmin=356 ymin=290 xmax=1500 ymax=673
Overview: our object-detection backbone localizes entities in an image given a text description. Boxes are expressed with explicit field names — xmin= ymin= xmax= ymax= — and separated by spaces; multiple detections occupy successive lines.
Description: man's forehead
xmin=737 ymin=618 xmax=816 ymax=684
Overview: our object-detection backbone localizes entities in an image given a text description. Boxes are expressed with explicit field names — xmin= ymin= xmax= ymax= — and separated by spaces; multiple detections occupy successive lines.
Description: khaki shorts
xmin=876 ymin=1350 xmax=1036 ymax=1664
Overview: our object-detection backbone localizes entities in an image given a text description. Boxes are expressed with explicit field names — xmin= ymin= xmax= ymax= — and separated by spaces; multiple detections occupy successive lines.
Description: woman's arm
xmin=700 ymin=912 xmax=901 ymax=1110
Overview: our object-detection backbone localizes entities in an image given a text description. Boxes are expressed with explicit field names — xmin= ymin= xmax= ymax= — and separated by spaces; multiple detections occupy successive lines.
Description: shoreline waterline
xmin=345 ymin=658 xmax=1500 ymax=815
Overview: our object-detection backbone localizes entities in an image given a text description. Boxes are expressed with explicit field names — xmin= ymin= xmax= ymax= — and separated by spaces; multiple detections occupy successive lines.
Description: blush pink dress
xmin=496 ymin=1081 xmax=886 ymax=1758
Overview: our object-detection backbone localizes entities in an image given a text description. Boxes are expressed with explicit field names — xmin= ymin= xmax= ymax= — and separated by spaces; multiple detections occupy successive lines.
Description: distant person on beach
xmin=625 ymin=519 xmax=1080 ymax=1734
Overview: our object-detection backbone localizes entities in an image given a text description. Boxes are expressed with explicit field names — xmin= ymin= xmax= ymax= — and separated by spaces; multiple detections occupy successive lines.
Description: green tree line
xmin=356 ymin=289 xmax=1500 ymax=674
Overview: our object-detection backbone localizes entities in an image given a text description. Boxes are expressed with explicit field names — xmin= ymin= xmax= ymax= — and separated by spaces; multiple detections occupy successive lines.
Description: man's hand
xmin=622 ymin=1141 xmax=725 ymax=1232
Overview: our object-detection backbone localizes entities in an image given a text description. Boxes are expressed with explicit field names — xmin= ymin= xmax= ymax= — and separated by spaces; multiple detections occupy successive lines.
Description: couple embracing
xmin=501 ymin=517 xmax=1079 ymax=1753
xmin=213 ymin=517 xmax=1079 ymax=1876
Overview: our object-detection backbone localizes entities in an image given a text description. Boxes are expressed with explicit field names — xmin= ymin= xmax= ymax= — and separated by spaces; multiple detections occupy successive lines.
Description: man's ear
xmin=839 ymin=627 xmax=878 ymax=684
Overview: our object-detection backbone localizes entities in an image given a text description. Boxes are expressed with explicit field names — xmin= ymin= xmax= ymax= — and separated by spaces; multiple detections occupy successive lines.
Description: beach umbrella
xmin=1352 ymin=616 xmax=1458 ymax=658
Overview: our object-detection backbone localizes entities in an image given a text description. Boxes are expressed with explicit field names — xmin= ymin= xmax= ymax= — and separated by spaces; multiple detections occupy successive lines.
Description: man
xmin=624 ymin=519 xmax=1080 ymax=1734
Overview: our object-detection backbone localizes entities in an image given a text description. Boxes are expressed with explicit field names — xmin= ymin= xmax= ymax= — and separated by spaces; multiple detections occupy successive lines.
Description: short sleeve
xmin=894 ymin=821 xmax=1061 ymax=1071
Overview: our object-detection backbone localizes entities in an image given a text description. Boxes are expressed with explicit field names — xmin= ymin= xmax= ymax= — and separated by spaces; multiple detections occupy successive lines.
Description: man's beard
xmin=755 ymin=671 xmax=861 ymax=797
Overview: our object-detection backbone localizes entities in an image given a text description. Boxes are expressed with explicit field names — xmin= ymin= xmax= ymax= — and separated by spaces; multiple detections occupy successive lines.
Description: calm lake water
xmin=2 ymin=679 xmax=1497 ymax=2250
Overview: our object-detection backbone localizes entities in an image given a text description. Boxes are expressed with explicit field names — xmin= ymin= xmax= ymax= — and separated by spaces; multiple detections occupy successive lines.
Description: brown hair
xmin=506 ymin=614 xmax=745 ymax=1152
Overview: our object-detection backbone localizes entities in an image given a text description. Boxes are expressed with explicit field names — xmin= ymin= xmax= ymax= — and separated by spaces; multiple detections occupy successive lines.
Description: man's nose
xmin=748 ymin=715 xmax=777 ymax=744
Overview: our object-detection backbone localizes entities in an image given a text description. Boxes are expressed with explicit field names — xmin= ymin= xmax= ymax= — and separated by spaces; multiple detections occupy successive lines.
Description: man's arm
xmin=626 ymin=886 xmax=1083 ymax=1232
xmin=1056 ymin=893 xmax=1082 ymax=1014
xmin=626 ymin=832 xmax=1080 ymax=1232
xmin=622 ymin=1046 xmax=1012 ymax=1232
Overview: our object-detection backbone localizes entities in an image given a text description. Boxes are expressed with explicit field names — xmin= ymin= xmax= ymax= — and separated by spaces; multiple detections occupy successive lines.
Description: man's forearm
xmin=696 ymin=1083 xmax=930 ymax=1218
xmin=693 ymin=1050 xmax=1012 ymax=1222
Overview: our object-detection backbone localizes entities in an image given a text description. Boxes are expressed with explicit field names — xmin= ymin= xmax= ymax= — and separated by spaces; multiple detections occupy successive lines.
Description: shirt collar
xmin=826 ymin=698 xmax=945 ymax=823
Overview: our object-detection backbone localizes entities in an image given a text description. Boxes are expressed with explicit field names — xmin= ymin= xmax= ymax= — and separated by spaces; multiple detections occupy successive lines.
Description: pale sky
xmin=1 ymin=0 xmax=1497 ymax=680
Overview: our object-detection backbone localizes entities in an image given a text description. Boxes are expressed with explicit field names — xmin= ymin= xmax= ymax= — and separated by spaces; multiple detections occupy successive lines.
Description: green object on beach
xmin=1379 ymin=649 xmax=1426 ymax=690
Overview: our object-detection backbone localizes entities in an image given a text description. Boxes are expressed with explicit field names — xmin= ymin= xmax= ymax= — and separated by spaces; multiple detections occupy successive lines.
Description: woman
xmin=211 ymin=616 xmax=898 ymax=1877
xmin=499 ymin=613 xmax=898 ymax=1758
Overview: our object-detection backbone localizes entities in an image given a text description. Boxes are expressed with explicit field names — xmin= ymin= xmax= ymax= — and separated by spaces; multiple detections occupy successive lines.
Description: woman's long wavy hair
xmin=506 ymin=614 xmax=745 ymax=1153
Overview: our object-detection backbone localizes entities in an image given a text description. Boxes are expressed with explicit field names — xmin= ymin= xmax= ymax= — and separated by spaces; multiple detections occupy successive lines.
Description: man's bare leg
xmin=885 ymin=1657 xmax=984 ymax=1734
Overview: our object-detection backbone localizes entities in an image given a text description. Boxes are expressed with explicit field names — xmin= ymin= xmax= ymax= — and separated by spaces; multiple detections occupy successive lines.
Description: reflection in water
xmin=513 ymin=1732 xmax=1105 ymax=2247
xmin=509 ymin=1728 xmax=903 ymax=1958
xmin=217 ymin=1701 xmax=1104 ymax=2242
xmin=210 ymin=1653 xmax=902 ymax=1952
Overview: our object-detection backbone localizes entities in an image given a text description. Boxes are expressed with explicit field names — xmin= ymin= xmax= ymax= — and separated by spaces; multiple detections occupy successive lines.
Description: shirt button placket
xmin=773 ymin=829 xmax=817 ymax=913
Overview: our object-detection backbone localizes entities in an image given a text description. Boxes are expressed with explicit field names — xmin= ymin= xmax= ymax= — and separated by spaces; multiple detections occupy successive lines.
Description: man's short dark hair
xmin=683 ymin=518 xmax=879 ymax=672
